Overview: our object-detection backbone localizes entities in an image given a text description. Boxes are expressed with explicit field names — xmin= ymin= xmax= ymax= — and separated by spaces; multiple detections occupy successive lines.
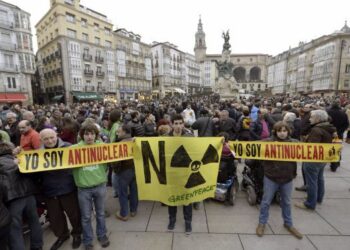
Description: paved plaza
xmin=27 ymin=144 xmax=350 ymax=250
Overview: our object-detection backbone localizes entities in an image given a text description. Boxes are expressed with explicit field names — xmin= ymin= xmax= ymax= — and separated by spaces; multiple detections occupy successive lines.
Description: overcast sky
xmin=6 ymin=0 xmax=350 ymax=56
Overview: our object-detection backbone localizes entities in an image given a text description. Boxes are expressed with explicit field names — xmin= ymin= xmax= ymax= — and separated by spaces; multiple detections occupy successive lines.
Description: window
xmin=81 ymin=18 xmax=87 ymax=27
xmin=67 ymin=28 xmax=76 ymax=38
xmin=82 ymin=33 xmax=88 ymax=41
xmin=7 ymin=77 xmax=16 ymax=88
xmin=94 ymin=23 xmax=99 ymax=31
xmin=104 ymin=28 xmax=111 ymax=35
xmin=94 ymin=37 xmax=100 ymax=45
xmin=346 ymin=64 xmax=350 ymax=73
xmin=344 ymin=80 xmax=349 ymax=88
xmin=105 ymin=40 xmax=112 ymax=48
xmin=66 ymin=12 xmax=75 ymax=23
xmin=83 ymin=48 xmax=89 ymax=55
xmin=65 ymin=0 xmax=74 ymax=5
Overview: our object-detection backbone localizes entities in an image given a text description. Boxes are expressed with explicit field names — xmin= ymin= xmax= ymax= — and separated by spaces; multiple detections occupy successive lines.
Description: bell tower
xmin=194 ymin=16 xmax=207 ymax=62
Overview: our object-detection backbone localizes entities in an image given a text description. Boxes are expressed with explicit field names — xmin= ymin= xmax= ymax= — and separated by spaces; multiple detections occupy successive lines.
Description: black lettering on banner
xmin=51 ymin=151 xmax=58 ymax=168
xmin=141 ymin=141 xmax=167 ymax=184
xmin=233 ymin=143 xmax=243 ymax=156
xmin=26 ymin=153 xmax=39 ymax=170
xmin=246 ymin=144 xmax=251 ymax=157
xmin=43 ymin=152 xmax=50 ymax=168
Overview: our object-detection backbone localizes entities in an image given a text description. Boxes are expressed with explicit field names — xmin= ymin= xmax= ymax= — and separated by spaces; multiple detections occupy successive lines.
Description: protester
xmin=256 ymin=121 xmax=302 ymax=239
xmin=167 ymin=114 xmax=193 ymax=235
xmin=72 ymin=123 xmax=109 ymax=249
xmin=295 ymin=110 xmax=337 ymax=210
xmin=4 ymin=112 xmax=20 ymax=146
xmin=39 ymin=129 xmax=82 ymax=250
xmin=17 ymin=120 xmax=41 ymax=151
xmin=0 ymin=141 xmax=43 ymax=250
xmin=113 ymin=125 xmax=138 ymax=221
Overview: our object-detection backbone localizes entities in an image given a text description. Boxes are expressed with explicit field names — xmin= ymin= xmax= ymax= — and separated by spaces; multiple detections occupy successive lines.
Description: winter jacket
xmin=191 ymin=116 xmax=214 ymax=137
xmin=112 ymin=135 xmax=134 ymax=174
xmin=127 ymin=120 xmax=145 ymax=137
xmin=214 ymin=118 xmax=236 ymax=140
xmin=306 ymin=122 xmax=336 ymax=143
xmin=40 ymin=138 xmax=75 ymax=198
xmin=143 ymin=122 xmax=157 ymax=136
xmin=4 ymin=121 xmax=20 ymax=146
xmin=20 ymin=128 xmax=41 ymax=150
xmin=0 ymin=186 xmax=11 ymax=228
xmin=262 ymin=136 xmax=298 ymax=184
xmin=249 ymin=120 xmax=263 ymax=140
xmin=0 ymin=151 xmax=38 ymax=202
xmin=327 ymin=106 xmax=349 ymax=138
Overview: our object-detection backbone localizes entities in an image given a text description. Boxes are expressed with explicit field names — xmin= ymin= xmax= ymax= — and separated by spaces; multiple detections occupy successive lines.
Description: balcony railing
xmin=84 ymin=69 xmax=93 ymax=76
xmin=0 ymin=42 xmax=17 ymax=51
xmin=0 ymin=20 xmax=13 ymax=28
xmin=83 ymin=54 xmax=92 ymax=61
xmin=95 ymin=56 xmax=104 ymax=64
xmin=0 ymin=63 xmax=19 ymax=72
xmin=96 ymin=71 xmax=105 ymax=78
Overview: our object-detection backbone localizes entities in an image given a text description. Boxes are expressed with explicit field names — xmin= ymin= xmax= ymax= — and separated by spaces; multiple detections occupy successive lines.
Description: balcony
xmin=83 ymin=53 xmax=92 ymax=61
xmin=85 ymin=86 xmax=95 ymax=91
xmin=56 ymin=68 xmax=62 ymax=75
xmin=0 ymin=42 xmax=17 ymax=51
xmin=0 ymin=20 xmax=13 ymax=29
xmin=84 ymin=69 xmax=93 ymax=76
xmin=96 ymin=71 xmax=105 ymax=78
xmin=0 ymin=63 xmax=19 ymax=72
xmin=95 ymin=56 xmax=104 ymax=64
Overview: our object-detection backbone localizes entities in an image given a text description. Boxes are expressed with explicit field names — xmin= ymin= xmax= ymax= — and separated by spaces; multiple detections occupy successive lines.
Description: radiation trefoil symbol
xmin=170 ymin=144 xmax=219 ymax=189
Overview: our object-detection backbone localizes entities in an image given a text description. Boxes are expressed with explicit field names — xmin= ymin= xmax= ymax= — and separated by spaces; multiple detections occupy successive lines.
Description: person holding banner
xmin=295 ymin=110 xmax=337 ymax=211
xmin=72 ymin=123 xmax=110 ymax=250
xmin=39 ymin=129 xmax=82 ymax=250
xmin=256 ymin=121 xmax=303 ymax=239
xmin=0 ymin=141 xmax=43 ymax=250
xmin=167 ymin=114 xmax=193 ymax=235
xmin=113 ymin=124 xmax=138 ymax=221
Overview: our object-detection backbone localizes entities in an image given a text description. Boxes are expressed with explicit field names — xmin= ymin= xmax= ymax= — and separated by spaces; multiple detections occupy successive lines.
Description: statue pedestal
xmin=215 ymin=77 xmax=239 ymax=100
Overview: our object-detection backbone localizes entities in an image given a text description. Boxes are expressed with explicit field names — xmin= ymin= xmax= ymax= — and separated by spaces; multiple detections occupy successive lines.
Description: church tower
xmin=194 ymin=16 xmax=207 ymax=62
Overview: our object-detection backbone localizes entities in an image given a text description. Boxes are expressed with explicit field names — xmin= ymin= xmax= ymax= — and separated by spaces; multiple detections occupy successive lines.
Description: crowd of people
xmin=0 ymin=93 xmax=350 ymax=250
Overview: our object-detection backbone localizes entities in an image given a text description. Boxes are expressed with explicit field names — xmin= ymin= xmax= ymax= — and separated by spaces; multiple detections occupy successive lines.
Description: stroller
xmin=241 ymin=159 xmax=280 ymax=206
xmin=213 ymin=155 xmax=239 ymax=206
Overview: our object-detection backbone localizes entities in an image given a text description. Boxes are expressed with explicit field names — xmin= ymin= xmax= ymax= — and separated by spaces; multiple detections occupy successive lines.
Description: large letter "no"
xmin=141 ymin=141 xmax=166 ymax=184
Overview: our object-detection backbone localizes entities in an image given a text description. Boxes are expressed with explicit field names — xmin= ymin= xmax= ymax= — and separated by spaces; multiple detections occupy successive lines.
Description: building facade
xmin=194 ymin=18 xmax=271 ymax=96
xmin=268 ymin=22 xmax=350 ymax=96
xmin=114 ymin=28 xmax=152 ymax=101
xmin=185 ymin=53 xmax=200 ymax=94
xmin=0 ymin=0 xmax=35 ymax=105
xmin=151 ymin=42 xmax=186 ymax=98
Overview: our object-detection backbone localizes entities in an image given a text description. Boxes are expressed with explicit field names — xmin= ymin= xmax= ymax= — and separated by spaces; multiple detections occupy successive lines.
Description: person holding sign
xmin=72 ymin=123 xmax=110 ymax=250
xmin=256 ymin=121 xmax=303 ymax=239
xmin=167 ymin=114 xmax=194 ymax=235
xmin=39 ymin=129 xmax=82 ymax=250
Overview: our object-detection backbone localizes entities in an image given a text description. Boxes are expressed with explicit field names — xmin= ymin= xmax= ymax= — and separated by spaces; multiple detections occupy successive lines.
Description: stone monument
xmin=214 ymin=30 xmax=239 ymax=99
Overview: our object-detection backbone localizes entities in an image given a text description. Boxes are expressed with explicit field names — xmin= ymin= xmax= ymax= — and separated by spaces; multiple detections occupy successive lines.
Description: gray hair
xmin=6 ymin=112 xmax=17 ymax=118
xmin=310 ymin=109 xmax=328 ymax=123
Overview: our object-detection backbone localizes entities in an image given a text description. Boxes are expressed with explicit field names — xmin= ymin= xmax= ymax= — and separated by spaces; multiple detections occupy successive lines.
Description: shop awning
xmin=72 ymin=92 xmax=103 ymax=101
xmin=52 ymin=95 xmax=63 ymax=101
xmin=0 ymin=93 xmax=27 ymax=102
xmin=173 ymin=87 xmax=186 ymax=94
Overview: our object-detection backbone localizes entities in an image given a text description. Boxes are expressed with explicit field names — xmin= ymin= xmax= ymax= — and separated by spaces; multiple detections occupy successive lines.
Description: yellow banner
xmin=18 ymin=142 xmax=133 ymax=173
xmin=230 ymin=141 xmax=341 ymax=162
xmin=133 ymin=137 xmax=223 ymax=206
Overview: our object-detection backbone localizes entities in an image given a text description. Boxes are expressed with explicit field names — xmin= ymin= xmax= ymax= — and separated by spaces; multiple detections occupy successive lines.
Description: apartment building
xmin=0 ymin=0 xmax=35 ymax=105
xmin=268 ymin=22 xmax=350 ymax=96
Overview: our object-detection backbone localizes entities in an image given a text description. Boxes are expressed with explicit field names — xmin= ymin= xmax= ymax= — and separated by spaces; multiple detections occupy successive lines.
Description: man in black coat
xmin=39 ymin=129 xmax=82 ymax=250
xmin=0 ymin=141 xmax=43 ymax=250
xmin=327 ymin=101 xmax=349 ymax=171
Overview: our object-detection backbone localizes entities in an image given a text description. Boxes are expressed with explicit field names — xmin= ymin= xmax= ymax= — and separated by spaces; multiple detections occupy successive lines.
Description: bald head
xmin=40 ymin=129 xmax=58 ymax=148
xmin=18 ymin=120 xmax=31 ymax=134
xmin=23 ymin=111 xmax=35 ymax=121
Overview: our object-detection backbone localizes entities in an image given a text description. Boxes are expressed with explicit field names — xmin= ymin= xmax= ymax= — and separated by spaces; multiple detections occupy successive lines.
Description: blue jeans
xmin=117 ymin=168 xmax=138 ymax=217
xmin=78 ymin=184 xmax=107 ymax=246
xmin=259 ymin=176 xmax=293 ymax=227
xmin=8 ymin=195 xmax=43 ymax=250
xmin=303 ymin=162 xmax=326 ymax=209
xmin=112 ymin=172 xmax=119 ymax=197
